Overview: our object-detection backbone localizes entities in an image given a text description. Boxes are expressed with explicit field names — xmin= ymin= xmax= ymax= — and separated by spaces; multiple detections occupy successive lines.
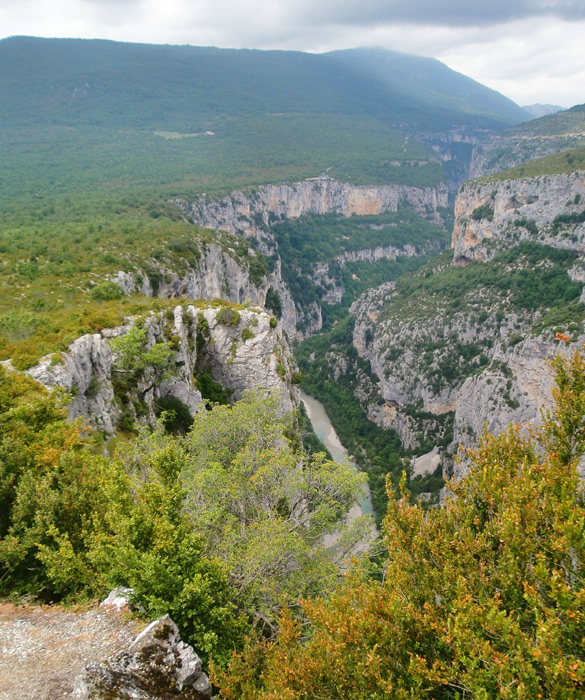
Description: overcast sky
xmin=1 ymin=0 xmax=584 ymax=108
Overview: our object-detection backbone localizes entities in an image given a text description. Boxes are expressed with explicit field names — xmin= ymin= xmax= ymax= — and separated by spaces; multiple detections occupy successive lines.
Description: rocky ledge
xmin=22 ymin=304 xmax=298 ymax=434
xmin=74 ymin=615 xmax=211 ymax=700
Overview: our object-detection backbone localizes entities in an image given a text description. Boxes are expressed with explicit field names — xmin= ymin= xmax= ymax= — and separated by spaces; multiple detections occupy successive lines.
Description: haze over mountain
xmin=522 ymin=104 xmax=565 ymax=119
xmin=0 ymin=38 xmax=528 ymax=130
xmin=0 ymin=37 xmax=530 ymax=207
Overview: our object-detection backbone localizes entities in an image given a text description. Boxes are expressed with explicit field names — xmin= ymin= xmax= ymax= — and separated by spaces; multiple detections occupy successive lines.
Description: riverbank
xmin=300 ymin=390 xmax=373 ymax=516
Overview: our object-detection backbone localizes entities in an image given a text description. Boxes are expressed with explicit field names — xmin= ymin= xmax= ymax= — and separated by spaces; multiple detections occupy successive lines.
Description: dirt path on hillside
xmin=0 ymin=602 xmax=145 ymax=700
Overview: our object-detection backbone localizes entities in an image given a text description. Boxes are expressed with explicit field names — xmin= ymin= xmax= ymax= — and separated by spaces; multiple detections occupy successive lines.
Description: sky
xmin=1 ymin=0 xmax=584 ymax=108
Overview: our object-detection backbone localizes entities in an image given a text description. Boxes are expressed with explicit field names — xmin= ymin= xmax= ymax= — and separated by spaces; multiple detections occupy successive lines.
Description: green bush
xmin=241 ymin=327 xmax=254 ymax=342
xmin=471 ymin=203 xmax=494 ymax=221
xmin=265 ymin=288 xmax=283 ymax=319
xmin=154 ymin=395 xmax=194 ymax=434
xmin=88 ymin=281 xmax=123 ymax=301
xmin=216 ymin=307 xmax=241 ymax=326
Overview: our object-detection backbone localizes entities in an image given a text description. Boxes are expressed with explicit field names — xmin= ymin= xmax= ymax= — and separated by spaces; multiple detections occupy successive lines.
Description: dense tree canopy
xmin=217 ymin=351 xmax=585 ymax=699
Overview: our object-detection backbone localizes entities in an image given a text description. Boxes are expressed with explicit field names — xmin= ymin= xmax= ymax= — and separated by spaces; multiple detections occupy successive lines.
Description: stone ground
xmin=0 ymin=601 xmax=145 ymax=700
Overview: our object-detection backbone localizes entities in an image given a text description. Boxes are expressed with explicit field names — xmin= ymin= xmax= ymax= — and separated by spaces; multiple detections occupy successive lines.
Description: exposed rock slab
xmin=74 ymin=615 xmax=211 ymax=700
xmin=0 ymin=603 xmax=143 ymax=700
xmin=25 ymin=305 xmax=297 ymax=434
xmin=183 ymin=179 xmax=448 ymax=241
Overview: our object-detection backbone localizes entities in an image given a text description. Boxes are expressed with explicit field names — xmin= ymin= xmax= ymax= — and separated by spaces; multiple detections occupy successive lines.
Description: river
xmin=300 ymin=390 xmax=374 ymax=516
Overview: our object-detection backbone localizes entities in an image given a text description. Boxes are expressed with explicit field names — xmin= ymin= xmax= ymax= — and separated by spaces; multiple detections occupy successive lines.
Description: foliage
xmin=196 ymin=371 xmax=234 ymax=407
xmin=514 ymin=217 xmax=539 ymax=235
xmin=181 ymin=391 xmax=372 ymax=635
xmin=154 ymin=395 xmax=194 ymax=434
xmin=272 ymin=208 xmax=448 ymax=332
xmin=471 ymin=203 xmax=494 ymax=221
xmin=217 ymin=350 xmax=585 ymax=699
xmin=0 ymin=366 xmax=119 ymax=596
xmin=264 ymin=288 xmax=282 ymax=319
xmin=0 ymin=371 xmax=372 ymax=668
xmin=552 ymin=209 xmax=585 ymax=234
xmin=479 ymin=145 xmax=585 ymax=183
xmin=110 ymin=323 xmax=174 ymax=375
xmin=382 ymin=243 xmax=583 ymax=326
xmin=241 ymin=327 xmax=255 ymax=342
xmin=216 ymin=307 xmax=241 ymax=326
xmin=89 ymin=281 xmax=124 ymax=301
xmin=0 ymin=198 xmax=260 ymax=368
xmin=296 ymin=318 xmax=406 ymax=523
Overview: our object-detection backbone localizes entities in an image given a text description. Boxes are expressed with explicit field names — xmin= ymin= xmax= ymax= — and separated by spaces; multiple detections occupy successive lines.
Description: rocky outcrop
xmin=349 ymin=243 xmax=585 ymax=471
xmin=110 ymin=243 xmax=299 ymax=340
xmin=414 ymin=127 xmax=494 ymax=195
xmin=452 ymin=171 xmax=585 ymax=263
xmin=112 ymin=243 xmax=264 ymax=306
xmin=26 ymin=304 xmax=298 ymax=434
xmin=74 ymin=615 xmax=211 ymax=700
xmin=27 ymin=332 xmax=120 ymax=434
xmin=339 ymin=242 xmax=421 ymax=264
xmin=181 ymin=178 xmax=448 ymax=242
xmin=450 ymin=334 xmax=584 ymax=476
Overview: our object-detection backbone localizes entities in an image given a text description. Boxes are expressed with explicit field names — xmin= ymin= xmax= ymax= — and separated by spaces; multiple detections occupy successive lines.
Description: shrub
xmin=241 ymin=327 xmax=254 ymax=342
xmin=218 ymin=349 xmax=585 ymax=699
xmin=265 ymin=288 xmax=282 ymax=319
xmin=88 ymin=281 xmax=123 ymax=301
xmin=471 ymin=203 xmax=494 ymax=221
xmin=154 ymin=395 xmax=194 ymax=434
xmin=216 ymin=307 xmax=241 ymax=326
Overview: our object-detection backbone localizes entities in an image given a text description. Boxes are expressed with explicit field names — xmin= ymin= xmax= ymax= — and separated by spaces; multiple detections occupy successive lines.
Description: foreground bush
xmin=217 ymin=351 xmax=585 ymax=699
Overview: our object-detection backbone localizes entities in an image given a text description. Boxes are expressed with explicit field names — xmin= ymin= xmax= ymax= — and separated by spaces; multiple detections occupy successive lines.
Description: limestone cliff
xmin=180 ymin=178 xmax=448 ymax=241
xmin=451 ymin=335 xmax=581 ymax=474
xmin=452 ymin=171 xmax=585 ymax=263
xmin=26 ymin=304 xmax=298 ymax=434
xmin=109 ymin=242 xmax=298 ymax=340
xmin=349 ymin=242 xmax=585 ymax=474
xmin=167 ymin=178 xmax=448 ymax=340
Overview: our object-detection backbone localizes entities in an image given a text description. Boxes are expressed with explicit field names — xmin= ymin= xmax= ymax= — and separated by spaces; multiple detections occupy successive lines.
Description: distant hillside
xmin=477 ymin=145 xmax=585 ymax=183
xmin=0 ymin=38 xmax=527 ymax=131
xmin=470 ymin=103 xmax=585 ymax=177
xmin=327 ymin=47 xmax=529 ymax=130
xmin=522 ymin=104 xmax=564 ymax=119
xmin=0 ymin=37 xmax=528 ymax=211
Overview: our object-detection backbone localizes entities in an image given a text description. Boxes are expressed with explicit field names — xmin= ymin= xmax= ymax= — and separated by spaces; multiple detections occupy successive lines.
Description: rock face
xmin=182 ymin=178 xmax=449 ymax=241
xmin=452 ymin=171 xmax=585 ymax=263
xmin=27 ymin=332 xmax=120 ymax=434
xmin=451 ymin=335 xmax=580 ymax=474
xmin=74 ymin=615 xmax=211 ymax=700
xmin=113 ymin=243 xmax=265 ymax=306
xmin=110 ymin=243 xmax=298 ymax=340
xmin=26 ymin=305 xmax=297 ymax=434
xmin=349 ymin=252 xmax=585 ymax=475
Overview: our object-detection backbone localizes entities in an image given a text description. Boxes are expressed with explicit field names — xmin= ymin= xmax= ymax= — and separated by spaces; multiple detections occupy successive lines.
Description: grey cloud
xmin=293 ymin=0 xmax=585 ymax=28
